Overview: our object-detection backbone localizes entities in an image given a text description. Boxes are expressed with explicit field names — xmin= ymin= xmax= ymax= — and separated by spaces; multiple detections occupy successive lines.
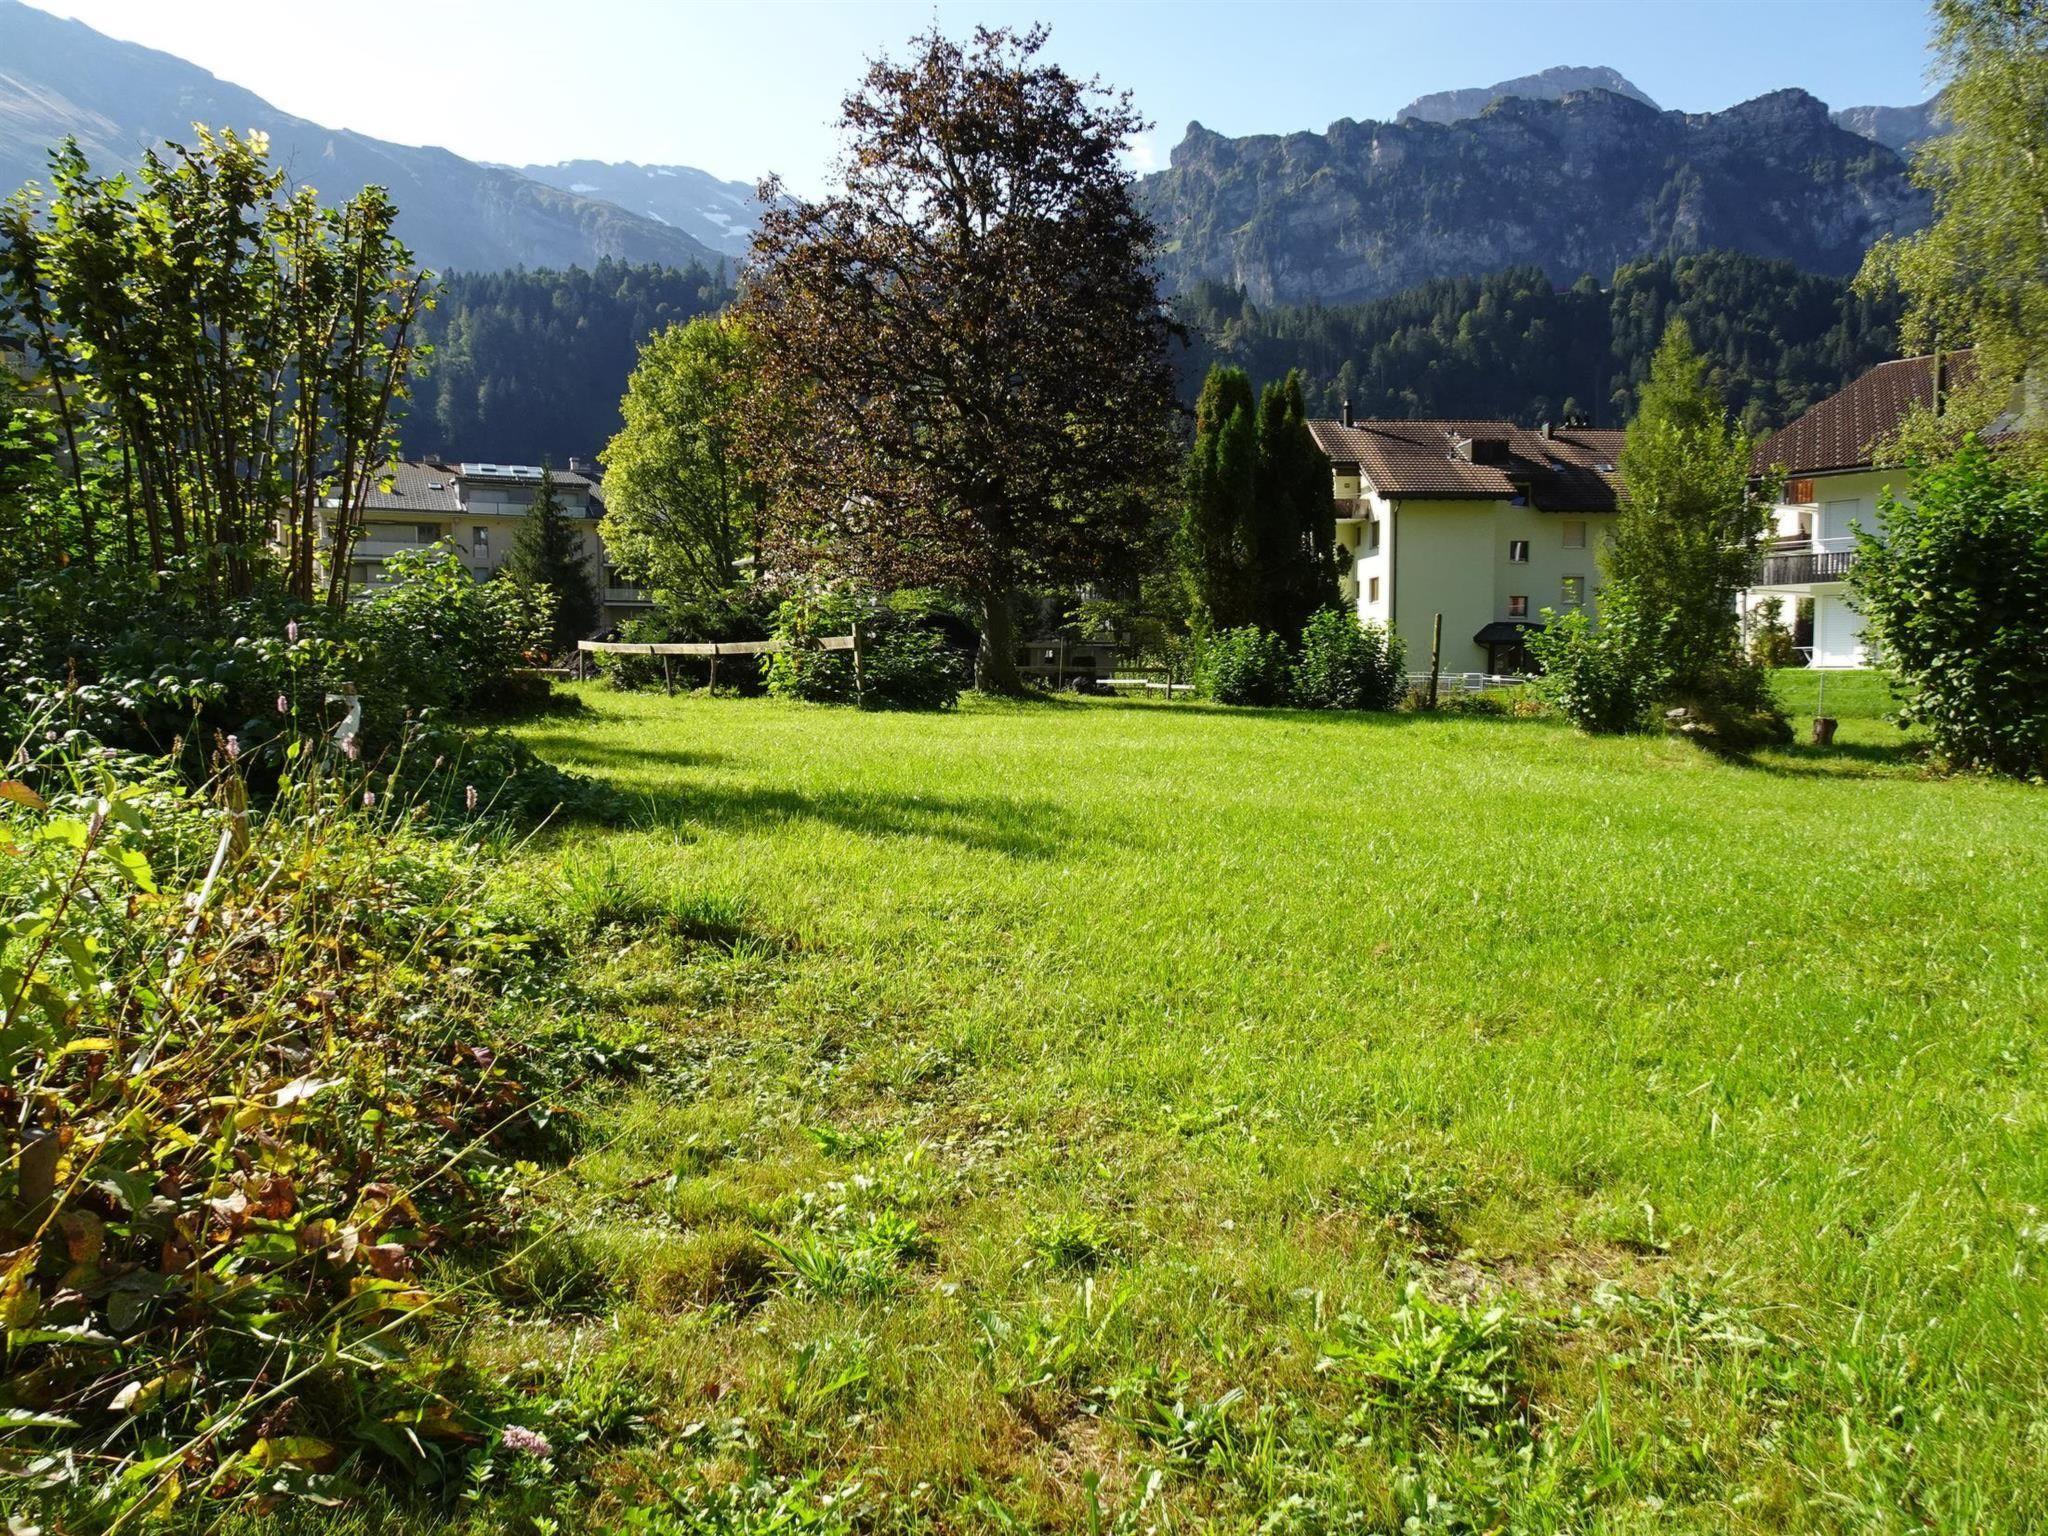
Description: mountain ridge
xmin=0 ymin=0 xmax=719 ymax=274
xmin=1140 ymin=86 xmax=1927 ymax=306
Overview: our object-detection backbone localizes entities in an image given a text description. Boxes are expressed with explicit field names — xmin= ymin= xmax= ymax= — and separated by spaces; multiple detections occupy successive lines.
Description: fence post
xmin=1427 ymin=612 xmax=1443 ymax=710
xmin=851 ymin=620 xmax=865 ymax=703
xmin=661 ymin=653 xmax=673 ymax=696
xmin=708 ymin=646 xmax=720 ymax=693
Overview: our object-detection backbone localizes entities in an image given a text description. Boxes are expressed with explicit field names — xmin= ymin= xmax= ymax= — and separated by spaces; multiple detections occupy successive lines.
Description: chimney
xmin=1341 ymin=399 xmax=1354 ymax=428
xmin=568 ymin=455 xmax=597 ymax=477
xmin=1540 ymin=421 xmax=1553 ymax=440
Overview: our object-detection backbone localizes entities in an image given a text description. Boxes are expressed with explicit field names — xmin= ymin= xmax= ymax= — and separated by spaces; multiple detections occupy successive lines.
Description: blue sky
xmin=29 ymin=0 xmax=1938 ymax=193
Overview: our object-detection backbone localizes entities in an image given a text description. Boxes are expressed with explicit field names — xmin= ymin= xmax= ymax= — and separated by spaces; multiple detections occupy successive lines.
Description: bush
xmin=1851 ymin=441 xmax=2048 ymax=776
xmin=765 ymin=592 xmax=962 ymax=710
xmin=1202 ymin=625 xmax=1291 ymax=706
xmin=1662 ymin=662 xmax=1794 ymax=754
xmin=1524 ymin=591 xmax=1670 ymax=734
xmin=356 ymin=547 xmax=553 ymax=715
xmin=1747 ymin=595 xmax=1798 ymax=669
xmin=1290 ymin=608 xmax=1406 ymax=710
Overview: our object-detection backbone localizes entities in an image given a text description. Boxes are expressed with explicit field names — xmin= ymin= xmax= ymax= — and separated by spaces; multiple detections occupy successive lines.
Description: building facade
xmin=1744 ymin=351 xmax=1972 ymax=669
xmin=339 ymin=459 xmax=653 ymax=633
xmin=1307 ymin=414 xmax=1625 ymax=675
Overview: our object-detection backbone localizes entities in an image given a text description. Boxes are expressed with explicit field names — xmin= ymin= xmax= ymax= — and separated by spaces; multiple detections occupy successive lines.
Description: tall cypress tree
xmin=1180 ymin=365 xmax=1258 ymax=629
xmin=1253 ymin=369 xmax=1337 ymax=635
xmin=503 ymin=463 xmax=599 ymax=651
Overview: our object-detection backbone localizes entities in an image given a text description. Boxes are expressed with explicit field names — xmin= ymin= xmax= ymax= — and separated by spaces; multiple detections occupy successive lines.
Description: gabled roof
xmin=360 ymin=459 xmax=597 ymax=514
xmin=362 ymin=460 xmax=462 ymax=515
xmin=1752 ymin=350 xmax=1976 ymax=478
xmin=1306 ymin=419 xmax=1624 ymax=512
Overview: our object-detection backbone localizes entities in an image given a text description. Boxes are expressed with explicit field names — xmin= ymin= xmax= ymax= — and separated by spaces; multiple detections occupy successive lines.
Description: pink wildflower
xmin=362 ymin=790 xmax=376 ymax=809
xmin=286 ymin=620 xmax=299 ymax=643
xmin=344 ymin=737 xmax=360 ymax=761
xmin=224 ymin=735 xmax=240 ymax=761
xmin=277 ymin=694 xmax=289 ymax=715
xmin=465 ymin=784 xmax=478 ymax=813
xmin=499 ymin=1425 xmax=552 ymax=1460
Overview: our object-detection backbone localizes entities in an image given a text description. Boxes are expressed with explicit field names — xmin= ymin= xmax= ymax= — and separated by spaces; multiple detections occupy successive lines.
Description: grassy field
xmin=342 ymin=685 xmax=2045 ymax=1533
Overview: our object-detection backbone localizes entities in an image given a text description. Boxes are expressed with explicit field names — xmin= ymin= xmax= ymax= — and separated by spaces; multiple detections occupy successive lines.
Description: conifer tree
xmin=502 ymin=463 xmax=598 ymax=651
xmin=1180 ymin=365 xmax=1258 ymax=629
xmin=1254 ymin=370 xmax=1337 ymax=635
xmin=1605 ymin=324 xmax=1765 ymax=698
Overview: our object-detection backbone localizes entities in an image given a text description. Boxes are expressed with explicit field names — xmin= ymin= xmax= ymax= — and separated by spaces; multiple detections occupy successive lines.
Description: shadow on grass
xmin=1733 ymin=735 xmax=1931 ymax=780
xmin=638 ymin=780 xmax=1083 ymax=859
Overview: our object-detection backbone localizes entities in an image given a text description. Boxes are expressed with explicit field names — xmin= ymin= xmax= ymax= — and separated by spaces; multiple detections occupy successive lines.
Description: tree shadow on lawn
xmin=516 ymin=732 xmax=732 ymax=774
xmin=1728 ymin=735 xmax=1932 ymax=780
xmin=1082 ymin=697 xmax=1556 ymax=728
xmin=634 ymin=779 xmax=1085 ymax=859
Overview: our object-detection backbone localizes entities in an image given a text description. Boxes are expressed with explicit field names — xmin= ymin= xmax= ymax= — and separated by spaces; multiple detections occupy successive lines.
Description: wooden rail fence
xmin=576 ymin=633 xmax=859 ymax=693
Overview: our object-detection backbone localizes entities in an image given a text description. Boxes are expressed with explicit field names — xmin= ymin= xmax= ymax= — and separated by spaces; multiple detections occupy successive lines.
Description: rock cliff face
xmin=1140 ymin=88 xmax=1927 ymax=305
xmin=1396 ymin=66 xmax=1657 ymax=125
xmin=1832 ymin=96 xmax=1950 ymax=154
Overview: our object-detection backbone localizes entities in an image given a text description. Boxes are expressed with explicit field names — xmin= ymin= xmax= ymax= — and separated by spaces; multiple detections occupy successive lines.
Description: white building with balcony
xmin=1745 ymin=351 xmax=1971 ymax=669
xmin=336 ymin=458 xmax=653 ymax=632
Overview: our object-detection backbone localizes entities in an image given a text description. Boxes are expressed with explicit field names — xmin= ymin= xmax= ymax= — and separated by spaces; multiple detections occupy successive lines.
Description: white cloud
xmin=1122 ymin=131 xmax=1162 ymax=175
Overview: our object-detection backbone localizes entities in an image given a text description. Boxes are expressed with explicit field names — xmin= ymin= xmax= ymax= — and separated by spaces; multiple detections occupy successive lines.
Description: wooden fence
xmin=575 ymin=633 xmax=858 ymax=693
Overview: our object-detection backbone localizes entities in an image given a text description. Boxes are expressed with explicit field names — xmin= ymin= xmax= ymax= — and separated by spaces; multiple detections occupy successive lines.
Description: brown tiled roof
xmin=362 ymin=460 xmax=462 ymax=515
xmin=1752 ymin=351 xmax=1976 ymax=477
xmin=1307 ymin=419 xmax=1624 ymax=512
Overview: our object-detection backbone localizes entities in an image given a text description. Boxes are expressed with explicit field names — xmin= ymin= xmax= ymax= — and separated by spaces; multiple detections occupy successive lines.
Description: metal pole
xmin=1427 ymin=612 xmax=1443 ymax=709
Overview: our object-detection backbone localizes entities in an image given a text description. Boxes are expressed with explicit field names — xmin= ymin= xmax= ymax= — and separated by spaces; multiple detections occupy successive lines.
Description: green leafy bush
xmin=1202 ymin=625 xmax=1291 ymax=706
xmin=1524 ymin=592 xmax=1670 ymax=734
xmin=1290 ymin=608 xmax=1405 ymax=710
xmin=1851 ymin=441 xmax=2048 ymax=776
xmin=765 ymin=592 xmax=961 ymax=711
xmin=357 ymin=547 xmax=553 ymax=715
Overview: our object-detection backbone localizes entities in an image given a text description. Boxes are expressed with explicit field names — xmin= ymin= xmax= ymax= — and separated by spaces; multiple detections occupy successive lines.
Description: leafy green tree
xmin=501 ymin=464 xmax=597 ymax=651
xmin=1858 ymin=0 xmax=2048 ymax=454
xmin=599 ymin=315 xmax=761 ymax=620
xmin=740 ymin=26 xmax=1180 ymax=694
xmin=0 ymin=129 xmax=430 ymax=601
xmin=1607 ymin=324 xmax=1767 ymax=699
xmin=1525 ymin=588 xmax=1670 ymax=734
xmin=1851 ymin=441 xmax=2048 ymax=775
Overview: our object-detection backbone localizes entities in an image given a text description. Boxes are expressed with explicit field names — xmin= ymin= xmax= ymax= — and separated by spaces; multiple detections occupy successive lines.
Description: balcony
xmin=1333 ymin=497 xmax=1365 ymax=519
xmin=1756 ymin=548 xmax=1856 ymax=587
xmin=604 ymin=586 xmax=654 ymax=606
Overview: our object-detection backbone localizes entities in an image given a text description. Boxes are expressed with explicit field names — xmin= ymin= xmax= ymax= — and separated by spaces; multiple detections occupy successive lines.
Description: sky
xmin=22 ymin=0 xmax=1940 ymax=193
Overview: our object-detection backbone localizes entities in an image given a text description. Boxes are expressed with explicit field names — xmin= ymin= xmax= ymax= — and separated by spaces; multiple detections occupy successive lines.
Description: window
xmin=1366 ymin=520 xmax=1381 ymax=553
xmin=1508 ymin=595 xmax=1528 ymax=618
xmin=474 ymin=525 xmax=490 ymax=553
xmin=1368 ymin=576 xmax=1381 ymax=603
xmin=1562 ymin=520 xmax=1586 ymax=549
xmin=1561 ymin=575 xmax=1585 ymax=609
xmin=414 ymin=523 xmax=439 ymax=544
xmin=471 ymin=566 xmax=490 ymax=582
xmin=1508 ymin=539 xmax=1529 ymax=563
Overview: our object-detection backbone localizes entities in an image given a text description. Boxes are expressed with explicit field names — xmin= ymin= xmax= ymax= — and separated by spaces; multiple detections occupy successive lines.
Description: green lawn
xmin=427 ymin=689 xmax=2042 ymax=1532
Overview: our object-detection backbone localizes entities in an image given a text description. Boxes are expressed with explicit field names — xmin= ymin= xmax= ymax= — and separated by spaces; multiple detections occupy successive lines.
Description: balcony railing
xmin=1756 ymin=548 xmax=1856 ymax=586
xmin=604 ymin=586 xmax=654 ymax=606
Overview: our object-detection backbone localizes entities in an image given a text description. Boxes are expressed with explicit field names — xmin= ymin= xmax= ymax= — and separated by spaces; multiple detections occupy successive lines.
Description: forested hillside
xmin=1176 ymin=251 xmax=1904 ymax=431
xmin=401 ymin=260 xmax=734 ymax=463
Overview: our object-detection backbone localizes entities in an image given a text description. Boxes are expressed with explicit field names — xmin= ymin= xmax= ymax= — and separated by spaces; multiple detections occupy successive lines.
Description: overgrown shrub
xmin=765 ymin=592 xmax=962 ymax=710
xmin=1524 ymin=592 xmax=1670 ymax=734
xmin=1290 ymin=608 xmax=1405 ymax=710
xmin=1852 ymin=441 xmax=2048 ymax=776
xmin=1202 ymin=625 xmax=1291 ymax=706
xmin=1747 ymin=596 xmax=1798 ymax=669
xmin=0 ymin=724 xmax=600 ymax=1519
xmin=1662 ymin=663 xmax=1795 ymax=754
xmin=356 ymin=547 xmax=553 ymax=715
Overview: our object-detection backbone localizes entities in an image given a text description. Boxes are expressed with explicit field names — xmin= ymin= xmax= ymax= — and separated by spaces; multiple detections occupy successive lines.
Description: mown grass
xmin=368 ymin=684 xmax=2043 ymax=1532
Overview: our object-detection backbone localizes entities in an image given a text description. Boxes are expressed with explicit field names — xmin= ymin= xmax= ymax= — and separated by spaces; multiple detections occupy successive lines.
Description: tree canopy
xmin=500 ymin=463 xmax=597 ymax=650
xmin=740 ymin=25 xmax=1181 ymax=692
xmin=599 ymin=314 xmax=762 ymax=624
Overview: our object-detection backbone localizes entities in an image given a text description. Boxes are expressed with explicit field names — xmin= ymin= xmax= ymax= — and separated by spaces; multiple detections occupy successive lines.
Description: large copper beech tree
xmin=740 ymin=26 xmax=1181 ymax=693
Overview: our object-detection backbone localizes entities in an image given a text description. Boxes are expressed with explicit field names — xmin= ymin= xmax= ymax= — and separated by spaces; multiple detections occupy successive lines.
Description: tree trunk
xmin=976 ymin=585 xmax=1028 ymax=696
